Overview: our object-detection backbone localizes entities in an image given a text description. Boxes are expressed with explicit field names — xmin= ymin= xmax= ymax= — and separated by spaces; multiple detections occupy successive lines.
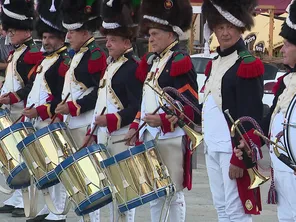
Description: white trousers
xmin=37 ymin=183 xmax=67 ymax=220
xmin=150 ymin=191 xmax=186 ymax=222
xmin=205 ymin=151 xmax=252 ymax=222
xmin=275 ymin=170 xmax=296 ymax=222
xmin=3 ymin=189 xmax=24 ymax=208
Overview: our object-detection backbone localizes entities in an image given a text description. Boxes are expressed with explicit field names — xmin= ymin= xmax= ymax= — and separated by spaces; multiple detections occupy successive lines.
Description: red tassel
xmin=204 ymin=60 xmax=212 ymax=77
xmin=267 ymin=168 xmax=277 ymax=204
xmin=237 ymin=58 xmax=264 ymax=78
xmin=23 ymin=51 xmax=43 ymax=65
xmin=170 ymin=55 xmax=192 ymax=77
xmin=135 ymin=53 xmax=149 ymax=83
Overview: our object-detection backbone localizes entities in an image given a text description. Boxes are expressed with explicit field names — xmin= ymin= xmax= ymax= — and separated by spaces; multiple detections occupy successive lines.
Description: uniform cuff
xmin=160 ymin=113 xmax=175 ymax=134
xmin=8 ymin=92 xmax=21 ymax=104
xmin=130 ymin=120 xmax=139 ymax=130
xmin=36 ymin=104 xmax=52 ymax=121
xmin=67 ymin=101 xmax=81 ymax=117
xmin=106 ymin=113 xmax=121 ymax=133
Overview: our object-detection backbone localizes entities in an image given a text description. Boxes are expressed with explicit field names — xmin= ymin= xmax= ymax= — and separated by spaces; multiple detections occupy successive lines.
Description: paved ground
xmin=0 ymin=146 xmax=278 ymax=222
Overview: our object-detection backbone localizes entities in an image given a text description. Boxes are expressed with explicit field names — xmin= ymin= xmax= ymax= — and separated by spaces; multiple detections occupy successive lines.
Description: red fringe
xmin=58 ymin=62 xmax=69 ymax=77
xmin=204 ymin=60 xmax=212 ymax=77
xmin=237 ymin=58 xmax=264 ymax=78
xmin=23 ymin=51 xmax=43 ymax=65
xmin=170 ymin=55 xmax=192 ymax=77
xmin=88 ymin=50 xmax=107 ymax=74
xmin=135 ymin=53 xmax=149 ymax=83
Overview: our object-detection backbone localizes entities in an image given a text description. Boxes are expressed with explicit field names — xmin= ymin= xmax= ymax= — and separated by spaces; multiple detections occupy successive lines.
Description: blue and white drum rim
xmin=118 ymin=185 xmax=175 ymax=213
xmin=17 ymin=122 xmax=68 ymax=152
xmin=0 ymin=108 xmax=9 ymax=118
xmin=100 ymin=140 xmax=156 ymax=169
xmin=74 ymin=187 xmax=112 ymax=216
xmin=6 ymin=162 xmax=30 ymax=189
xmin=0 ymin=122 xmax=34 ymax=140
xmin=284 ymin=94 xmax=296 ymax=164
xmin=54 ymin=144 xmax=106 ymax=176
xmin=35 ymin=170 xmax=59 ymax=190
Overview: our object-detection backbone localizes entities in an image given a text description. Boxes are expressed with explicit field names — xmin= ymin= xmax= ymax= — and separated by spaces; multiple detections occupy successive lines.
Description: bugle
xmin=224 ymin=110 xmax=270 ymax=189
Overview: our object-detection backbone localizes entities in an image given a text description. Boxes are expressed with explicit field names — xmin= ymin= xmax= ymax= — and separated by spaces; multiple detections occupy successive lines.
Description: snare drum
xmin=0 ymin=122 xmax=35 ymax=189
xmin=17 ymin=122 xmax=78 ymax=190
xmin=100 ymin=140 xmax=174 ymax=213
xmin=54 ymin=144 xmax=112 ymax=216
xmin=0 ymin=108 xmax=12 ymax=130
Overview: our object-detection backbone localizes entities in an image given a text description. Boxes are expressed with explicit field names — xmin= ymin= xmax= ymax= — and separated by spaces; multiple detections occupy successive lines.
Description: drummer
xmin=83 ymin=0 xmax=142 ymax=221
xmin=0 ymin=0 xmax=43 ymax=218
xmin=125 ymin=0 xmax=199 ymax=221
xmin=22 ymin=1 xmax=70 ymax=222
xmin=55 ymin=0 xmax=107 ymax=148
xmin=235 ymin=1 xmax=296 ymax=221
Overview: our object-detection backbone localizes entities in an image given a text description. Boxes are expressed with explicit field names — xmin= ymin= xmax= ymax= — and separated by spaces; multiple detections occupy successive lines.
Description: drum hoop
xmin=54 ymin=144 xmax=106 ymax=176
xmin=36 ymin=171 xmax=59 ymax=190
xmin=74 ymin=187 xmax=112 ymax=216
xmin=0 ymin=108 xmax=10 ymax=117
xmin=0 ymin=122 xmax=34 ymax=139
xmin=6 ymin=162 xmax=30 ymax=189
xmin=101 ymin=140 xmax=156 ymax=169
xmin=284 ymin=94 xmax=296 ymax=164
xmin=17 ymin=122 xmax=68 ymax=151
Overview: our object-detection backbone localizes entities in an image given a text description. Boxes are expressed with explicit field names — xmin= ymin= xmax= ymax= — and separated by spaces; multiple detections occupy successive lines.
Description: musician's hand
xmin=235 ymin=140 xmax=251 ymax=160
xmin=229 ymin=164 xmax=244 ymax=180
xmin=55 ymin=103 xmax=70 ymax=115
xmin=83 ymin=135 xmax=95 ymax=147
xmin=0 ymin=93 xmax=10 ymax=104
xmin=143 ymin=114 xmax=162 ymax=127
xmin=125 ymin=128 xmax=137 ymax=146
xmin=166 ymin=114 xmax=178 ymax=125
xmin=95 ymin=115 xmax=107 ymax=127
xmin=234 ymin=147 xmax=243 ymax=160
xmin=22 ymin=108 xmax=38 ymax=119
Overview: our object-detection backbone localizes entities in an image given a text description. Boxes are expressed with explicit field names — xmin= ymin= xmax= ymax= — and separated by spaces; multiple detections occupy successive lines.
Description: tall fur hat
xmin=280 ymin=0 xmax=296 ymax=45
xmin=139 ymin=0 xmax=193 ymax=36
xmin=202 ymin=0 xmax=257 ymax=32
xmin=1 ymin=0 xmax=35 ymax=31
xmin=100 ymin=0 xmax=140 ymax=40
xmin=61 ymin=0 xmax=102 ymax=31
xmin=36 ymin=0 xmax=67 ymax=38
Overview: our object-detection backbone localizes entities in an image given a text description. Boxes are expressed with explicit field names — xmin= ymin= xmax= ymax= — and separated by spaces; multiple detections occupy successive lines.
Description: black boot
xmin=43 ymin=219 xmax=66 ymax=222
xmin=26 ymin=214 xmax=49 ymax=222
xmin=11 ymin=208 xmax=25 ymax=217
xmin=0 ymin=205 xmax=15 ymax=213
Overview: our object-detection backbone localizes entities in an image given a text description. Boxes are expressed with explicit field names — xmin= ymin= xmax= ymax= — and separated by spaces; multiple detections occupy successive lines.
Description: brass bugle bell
xmin=225 ymin=110 xmax=270 ymax=189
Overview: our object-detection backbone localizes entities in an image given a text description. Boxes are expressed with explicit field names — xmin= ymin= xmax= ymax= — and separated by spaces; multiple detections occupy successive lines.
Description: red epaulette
xmin=272 ymin=74 xmax=286 ymax=95
xmin=23 ymin=43 xmax=43 ymax=65
xmin=205 ymin=60 xmax=212 ymax=77
xmin=135 ymin=52 xmax=153 ymax=83
xmin=58 ymin=52 xmax=71 ymax=77
xmin=88 ymin=48 xmax=107 ymax=74
xmin=170 ymin=52 xmax=193 ymax=77
xmin=6 ymin=50 xmax=14 ymax=62
xmin=237 ymin=51 xmax=264 ymax=78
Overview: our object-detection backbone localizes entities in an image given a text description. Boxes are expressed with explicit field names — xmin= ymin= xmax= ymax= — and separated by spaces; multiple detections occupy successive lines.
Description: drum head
xmin=284 ymin=94 xmax=296 ymax=164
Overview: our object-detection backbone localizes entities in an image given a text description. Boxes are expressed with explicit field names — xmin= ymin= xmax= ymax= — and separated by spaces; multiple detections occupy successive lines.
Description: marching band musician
xmin=83 ymin=0 xmax=143 ymax=221
xmin=55 ymin=0 xmax=107 ymax=148
xmin=201 ymin=0 xmax=264 ymax=221
xmin=23 ymin=1 xmax=70 ymax=222
xmin=0 ymin=0 xmax=43 ymax=218
xmin=235 ymin=1 xmax=296 ymax=221
xmin=125 ymin=0 xmax=199 ymax=221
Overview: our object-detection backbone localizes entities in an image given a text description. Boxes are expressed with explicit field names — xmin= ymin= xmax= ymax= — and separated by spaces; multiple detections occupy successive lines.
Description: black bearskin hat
xmin=139 ymin=0 xmax=193 ymax=36
xmin=36 ymin=0 xmax=66 ymax=38
xmin=280 ymin=0 xmax=296 ymax=46
xmin=100 ymin=0 xmax=140 ymax=40
xmin=61 ymin=0 xmax=102 ymax=32
xmin=202 ymin=0 xmax=257 ymax=32
xmin=1 ymin=0 xmax=35 ymax=31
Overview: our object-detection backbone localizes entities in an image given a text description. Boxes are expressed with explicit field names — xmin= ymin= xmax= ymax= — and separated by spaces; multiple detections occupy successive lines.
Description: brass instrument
xmin=253 ymin=130 xmax=296 ymax=171
xmin=224 ymin=110 xmax=270 ymax=189
xmin=145 ymin=82 xmax=203 ymax=151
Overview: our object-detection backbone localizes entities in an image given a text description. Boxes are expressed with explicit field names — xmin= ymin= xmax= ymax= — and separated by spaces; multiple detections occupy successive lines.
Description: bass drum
xmin=284 ymin=94 xmax=296 ymax=164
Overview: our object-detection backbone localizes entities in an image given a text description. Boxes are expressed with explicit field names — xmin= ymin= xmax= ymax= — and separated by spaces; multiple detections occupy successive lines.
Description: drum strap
xmin=0 ymin=185 xmax=14 ymax=194
xmin=22 ymin=178 xmax=38 ymax=218
xmin=43 ymin=188 xmax=72 ymax=215
xmin=82 ymin=214 xmax=91 ymax=222
xmin=159 ymin=186 xmax=175 ymax=222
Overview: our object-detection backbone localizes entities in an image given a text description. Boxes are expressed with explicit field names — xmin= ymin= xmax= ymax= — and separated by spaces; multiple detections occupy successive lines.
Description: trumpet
xmin=145 ymin=82 xmax=203 ymax=151
xmin=224 ymin=110 xmax=270 ymax=189
xmin=253 ymin=130 xmax=296 ymax=171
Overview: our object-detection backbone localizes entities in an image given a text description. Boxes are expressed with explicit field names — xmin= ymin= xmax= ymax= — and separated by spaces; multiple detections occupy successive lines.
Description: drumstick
xmin=81 ymin=106 xmax=106 ymax=149
xmin=13 ymin=103 xmax=35 ymax=124
xmin=112 ymin=106 xmax=161 ymax=144
xmin=50 ymin=93 xmax=70 ymax=124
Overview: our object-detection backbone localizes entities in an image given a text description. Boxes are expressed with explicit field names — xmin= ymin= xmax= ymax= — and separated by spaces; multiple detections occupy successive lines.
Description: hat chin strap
xmin=210 ymin=0 xmax=245 ymax=28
